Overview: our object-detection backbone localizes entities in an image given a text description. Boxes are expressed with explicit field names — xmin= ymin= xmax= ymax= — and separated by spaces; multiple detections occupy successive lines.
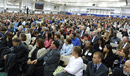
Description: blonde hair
xmin=103 ymin=32 xmax=109 ymax=42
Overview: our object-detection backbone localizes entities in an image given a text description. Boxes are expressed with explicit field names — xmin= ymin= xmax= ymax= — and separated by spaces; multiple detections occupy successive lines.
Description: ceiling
xmin=43 ymin=0 xmax=130 ymax=7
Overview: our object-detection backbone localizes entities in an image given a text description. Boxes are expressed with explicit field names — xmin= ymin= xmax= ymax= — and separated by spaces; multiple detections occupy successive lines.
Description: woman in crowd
xmin=44 ymin=32 xmax=52 ymax=49
xmin=60 ymin=38 xmax=73 ymax=56
xmin=102 ymin=44 xmax=116 ymax=68
xmin=93 ymin=37 xmax=105 ymax=53
xmin=103 ymin=32 xmax=110 ymax=45
xmin=109 ymin=29 xmax=113 ymax=39
xmin=56 ymin=46 xmax=84 ymax=76
xmin=115 ymin=48 xmax=129 ymax=68
xmin=22 ymin=38 xmax=47 ymax=76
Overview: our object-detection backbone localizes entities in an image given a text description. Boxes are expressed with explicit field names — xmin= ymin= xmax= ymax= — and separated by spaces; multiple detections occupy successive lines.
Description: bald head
xmin=92 ymin=31 xmax=97 ymax=36
xmin=123 ymin=60 xmax=130 ymax=75
xmin=123 ymin=36 xmax=129 ymax=43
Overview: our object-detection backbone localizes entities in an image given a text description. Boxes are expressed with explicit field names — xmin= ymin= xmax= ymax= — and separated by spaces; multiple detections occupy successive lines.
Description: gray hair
xmin=19 ymin=25 xmax=23 ymax=30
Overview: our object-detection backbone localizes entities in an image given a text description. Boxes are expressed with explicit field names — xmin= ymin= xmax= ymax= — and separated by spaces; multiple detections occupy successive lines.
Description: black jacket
xmin=109 ymin=67 xmax=126 ymax=76
xmin=93 ymin=43 xmax=104 ymax=53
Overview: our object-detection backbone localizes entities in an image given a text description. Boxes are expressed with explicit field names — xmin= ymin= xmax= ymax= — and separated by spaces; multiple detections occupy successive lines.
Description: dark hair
xmin=20 ymin=33 xmax=26 ymax=41
xmin=55 ymin=34 xmax=60 ymax=39
xmin=51 ymin=31 xmax=54 ymax=40
xmin=47 ymin=32 xmax=52 ymax=40
xmin=12 ymin=38 xmax=21 ymax=42
xmin=6 ymin=32 xmax=13 ymax=39
xmin=73 ymin=46 xmax=82 ymax=57
xmin=53 ymin=40 xmax=59 ymax=48
xmin=94 ymin=51 xmax=103 ymax=60
xmin=84 ymin=34 xmax=88 ymax=37
xmin=90 ymin=42 xmax=93 ymax=47
xmin=98 ymin=37 xmax=105 ymax=46
xmin=71 ymin=32 xmax=76 ymax=37
xmin=66 ymin=38 xmax=72 ymax=44
xmin=0 ymin=26 xmax=7 ymax=31
xmin=36 ymin=38 xmax=44 ymax=48
xmin=122 ymin=48 xmax=129 ymax=58
xmin=104 ymin=44 xmax=113 ymax=57
xmin=34 ymin=31 xmax=39 ymax=35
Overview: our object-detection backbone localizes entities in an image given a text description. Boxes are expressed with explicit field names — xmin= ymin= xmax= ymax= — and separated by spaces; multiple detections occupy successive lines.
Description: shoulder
xmin=101 ymin=63 xmax=109 ymax=71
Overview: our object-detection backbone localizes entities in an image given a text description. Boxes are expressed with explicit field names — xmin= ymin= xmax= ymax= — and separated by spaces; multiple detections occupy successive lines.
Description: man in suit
xmin=31 ymin=40 xmax=60 ymax=76
xmin=91 ymin=31 xmax=99 ymax=45
xmin=40 ymin=27 xmax=47 ymax=39
xmin=116 ymin=36 xmax=130 ymax=51
xmin=109 ymin=60 xmax=130 ymax=76
xmin=81 ymin=41 xmax=96 ymax=64
xmin=54 ymin=34 xmax=63 ymax=50
xmin=84 ymin=51 xmax=109 ymax=76
xmin=17 ymin=25 xmax=24 ymax=37
xmin=3 ymin=38 xmax=29 ymax=75
xmin=30 ymin=23 xmax=37 ymax=37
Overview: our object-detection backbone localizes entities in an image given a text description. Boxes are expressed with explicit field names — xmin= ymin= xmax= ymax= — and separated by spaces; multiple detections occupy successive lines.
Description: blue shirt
xmin=60 ymin=43 xmax=73 ymax=56
xmin=33 ymin=21 xmax=37 ymax=26
xmin=72 ymin=37 xmax=81 ymax=46
xmin=94 ymin=62 xmax=102 ymax=70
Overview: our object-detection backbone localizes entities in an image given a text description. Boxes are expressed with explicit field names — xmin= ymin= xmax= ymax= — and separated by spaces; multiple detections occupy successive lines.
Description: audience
xmin=0 ymin=13 xmax=130 ymax=76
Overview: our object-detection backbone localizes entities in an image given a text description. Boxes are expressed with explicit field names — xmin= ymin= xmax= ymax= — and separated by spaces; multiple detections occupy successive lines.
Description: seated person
xmin=81 ymin=34 xmax=89 ymax=49
xmin=44 ymin=32 xmax=53 ymax=50
xmin=60 ymin=38 xmax=73 ymax=56
xmin=6 ymin=32 xmax=13 ymax=48
xmin=84 ymin=51 xmax=109 ymax=76
xmin=93 ymin=37 xmax=105 ymax=53
xmin=54 ymin=34 xmax=63 ymax=50
xmin=115 ymin=48 xmax=129 ymax=68
xmin=103 ymin=32 xmax=110 ymax=45
xmin=116 ymin=36 xmax=130 ymax=51
xmin=81 ymin=41 xmax=96 ymax=64
xmin=31 ymin=40 xmax=60 ymax=76
xmin=22 ymin=38 xmax=47 ymax=75
xmin=19 ymin=33 xmax=28 ymax=46
xmin=110 ymin=33 xmax=121 ymax=44
xmin=102 ymin=44 xmax=116 ymax=68
xmin=109 ymin=60 xmax=130 ymax=76
xmin=3 ymin=38 xmax=29 ymax=76
xmin=90 ymin=31 xmax=99 ymax=45
xmin=70 ymin=32 xmax=81 ymax=46
xmin=56 ymin=46 xmax=83 ymax=76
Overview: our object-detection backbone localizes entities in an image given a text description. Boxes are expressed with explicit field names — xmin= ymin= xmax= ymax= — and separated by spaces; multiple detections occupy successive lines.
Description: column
xmin=19 ymin=1 xmax=23 ymax=13
xmin=4 ymin=0 xmax=7 ymax=12
xmin=32 ymin=3 xmax=35 ymax=13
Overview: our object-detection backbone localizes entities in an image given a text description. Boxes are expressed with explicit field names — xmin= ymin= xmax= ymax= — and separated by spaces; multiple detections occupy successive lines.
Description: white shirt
xmin=64 ymin=56 xmax=84 ymax=76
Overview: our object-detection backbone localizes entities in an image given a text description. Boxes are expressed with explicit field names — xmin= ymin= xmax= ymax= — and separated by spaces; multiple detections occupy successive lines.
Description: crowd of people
xmin=0 ymin=12 xmax=130 ymax=76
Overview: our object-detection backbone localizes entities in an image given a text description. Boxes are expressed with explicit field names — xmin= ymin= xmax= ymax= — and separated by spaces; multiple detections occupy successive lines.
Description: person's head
xmin=97 ymin=37 xmax=104 ymax=45
xmin=18 ymin=25 xmax=23 ymax=31
xmin=54 ymin=34 xmax=60 ymax=40
xmin=84 ymin=34 xmax=88 ymax=41
xmin=42 ymin=27 xmax=47 ymax=32
xmin=36 ymin=23 xmax=41 ymax=27
xmin=58 ymin=29 xmax=63 ymax=35
xmin=123 ymin=36 xmax=129 ymax=43
xmin=0 ymin=26 xmax=7 ymax=34
xmin=113 ymin=33 xmax=117 ymax=39
xmin=46 ymin=32 xmax=52 ymax=40
xmin=25 ymin=28 xmax=30 ymax=33
xmin=51 ymin=40 xmax=59 ymax=50
xmin=31 ymin=24 xmax=35 ymax=30
xmin=70 ymin=32 xmax=76 ymax=39
xmin=92 ymin=31 xmax=97 ymax=36
xmin=6 ymin=32 xmax=13 ymax=39
xmin=34 ymin=31 xmax=39 ymax=36
xmin=19 ymin=33 xmax=26 ymax=41
xmin=36 ymin=38 xmax=44 ymax=48
xmin=75 ymin=29 xmax=80 ymax=34
xmin=109 ymin=30 xmax=113 ymax=35
xmin=123 ymin=60 xmax=130 ymax=75
xmin=12 ymin=38 xmax=21 ymax=46
xmin=72 ymin=46 xmax=82 ymax=57
xmin=120 ymin=48 xmax=129 ymax=58
xmin=93 ymin=51 xmax=103 ymax=64
xmin=86 ymin=41 xmax=93 ymax=49
xmin=65 ymin=38 xmax=72 ymax=45
xmin=53 ymin=27 xmax=57 ymax=32
xmin=103 ymin=44 xmax=113 ymax=56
